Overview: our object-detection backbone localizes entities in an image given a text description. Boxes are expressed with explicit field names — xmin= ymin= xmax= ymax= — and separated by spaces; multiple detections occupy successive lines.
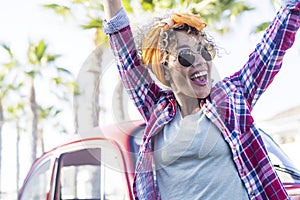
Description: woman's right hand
xmin=103 ymin=0 xmax=122 ymax=20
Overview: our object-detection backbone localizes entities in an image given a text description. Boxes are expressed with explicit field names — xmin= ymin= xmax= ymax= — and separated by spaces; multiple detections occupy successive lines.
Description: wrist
xmin=103 ymin=0 xmax=122 ymax=20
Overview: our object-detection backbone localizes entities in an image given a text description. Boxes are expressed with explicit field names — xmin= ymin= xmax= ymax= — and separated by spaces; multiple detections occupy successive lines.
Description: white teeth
xmin=191 ymin=71 xmax=207 ymax=79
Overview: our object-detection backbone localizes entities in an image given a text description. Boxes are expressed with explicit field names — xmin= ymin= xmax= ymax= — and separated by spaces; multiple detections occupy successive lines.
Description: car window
xmin=56 ymin=147 xmax=129 ymax=200
xmin=19 ymin=158 xmax=52 ymax=200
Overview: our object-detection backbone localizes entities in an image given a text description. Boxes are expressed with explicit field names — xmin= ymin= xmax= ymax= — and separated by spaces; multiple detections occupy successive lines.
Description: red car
xmin=18 ymin=120 xmax=300 ymax=200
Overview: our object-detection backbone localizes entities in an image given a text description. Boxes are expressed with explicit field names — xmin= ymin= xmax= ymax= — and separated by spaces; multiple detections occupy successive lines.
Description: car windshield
xmin=260 ymin=129 xmax=300 ymax=184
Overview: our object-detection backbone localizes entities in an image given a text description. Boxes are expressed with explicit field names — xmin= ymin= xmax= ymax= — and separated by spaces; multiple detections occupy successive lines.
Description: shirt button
xmin=232 ymin=146 xmax=237 ymax=152
xmin=250 ymin=190 xmax=254 ymax=195
xmin=240 ymin=169 xmax=245 ymax=175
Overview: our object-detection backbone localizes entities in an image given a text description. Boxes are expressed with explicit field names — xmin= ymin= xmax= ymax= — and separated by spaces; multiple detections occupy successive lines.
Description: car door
xmin=18 ymin=156 xmax=54 ymax=200
xmin=53 ymin=140 xmax=132 ymax=200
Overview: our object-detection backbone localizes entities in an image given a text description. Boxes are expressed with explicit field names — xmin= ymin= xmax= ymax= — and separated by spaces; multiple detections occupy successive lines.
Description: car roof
xmin=32 ymin=120 xmax=145 ymax=164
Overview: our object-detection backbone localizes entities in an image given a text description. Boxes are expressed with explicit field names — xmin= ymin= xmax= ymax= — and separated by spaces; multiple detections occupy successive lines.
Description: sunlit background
xmin=1 ymin=0 xmax=300 ymax=199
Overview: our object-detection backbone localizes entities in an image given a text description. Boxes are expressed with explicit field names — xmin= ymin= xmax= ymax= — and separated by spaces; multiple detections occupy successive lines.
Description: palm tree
xmin=43 ymin=0 xmax=130 ymax=133
xmin=138 ymin=0 xmax=254 ymax=33
xmin=43 ymin=0 xmax=254 ymax=131
xmin=26 ymin=39 xmax=74 ymax=162
xmin=1 ymin=41 xmax=76 ymax=197
xmin=0 ymin=44 xmax=23 ymax=195
xmin=6 ymin=102 xmax=26 ymax=196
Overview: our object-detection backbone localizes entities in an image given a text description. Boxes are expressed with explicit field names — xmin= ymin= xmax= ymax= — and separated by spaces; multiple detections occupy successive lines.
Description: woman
xmin=103 ymin=0 xmax=300 ymax=199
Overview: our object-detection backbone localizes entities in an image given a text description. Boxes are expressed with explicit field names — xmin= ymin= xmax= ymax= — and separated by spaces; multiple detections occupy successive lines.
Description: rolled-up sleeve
xmin=103 ymin=8 xmax=130 ymax=34
xmin=283 ymin=0 xmax=300 ymax=10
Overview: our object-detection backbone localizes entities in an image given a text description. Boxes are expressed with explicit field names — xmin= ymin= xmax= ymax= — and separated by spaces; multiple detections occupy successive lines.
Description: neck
xmin=175 ymin=94 xmax=203 ymax=117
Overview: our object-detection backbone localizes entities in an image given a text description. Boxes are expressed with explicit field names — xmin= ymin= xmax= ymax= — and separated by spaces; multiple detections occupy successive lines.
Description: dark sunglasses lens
xmin=201 ymin=45 xmax=215 ymax=61
xmin=178 ymin=49 xmax=195 ymax=67
xmin=201 ymin=48 xmax=212 ymax=61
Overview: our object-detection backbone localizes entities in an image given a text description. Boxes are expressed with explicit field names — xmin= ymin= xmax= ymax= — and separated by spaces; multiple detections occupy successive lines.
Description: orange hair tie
xmin=171 ymin=13 xmax=206 ymax=32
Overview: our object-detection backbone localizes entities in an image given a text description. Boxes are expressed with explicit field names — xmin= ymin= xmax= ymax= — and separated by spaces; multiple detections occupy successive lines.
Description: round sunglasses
xmin=176 ymin=45 xmax=216 ymax=67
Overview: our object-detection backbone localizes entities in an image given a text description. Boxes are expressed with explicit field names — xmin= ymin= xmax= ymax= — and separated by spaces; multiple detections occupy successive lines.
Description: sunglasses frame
xmin=175 ymin=45 xmax=215 ymax=67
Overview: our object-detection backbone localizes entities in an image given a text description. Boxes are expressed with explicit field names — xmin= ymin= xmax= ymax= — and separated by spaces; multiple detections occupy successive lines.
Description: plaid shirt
xmin=104 ymin=3 xmax=300 ymax=200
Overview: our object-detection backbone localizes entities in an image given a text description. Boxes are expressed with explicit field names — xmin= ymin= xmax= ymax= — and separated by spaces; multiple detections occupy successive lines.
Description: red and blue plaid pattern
xmin=106 ymin=3 xmax=300 ymax=200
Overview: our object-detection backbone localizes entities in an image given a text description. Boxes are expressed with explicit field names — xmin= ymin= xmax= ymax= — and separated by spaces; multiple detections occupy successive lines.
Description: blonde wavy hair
xmin=134 ymin=12 xmax=216 ymax=85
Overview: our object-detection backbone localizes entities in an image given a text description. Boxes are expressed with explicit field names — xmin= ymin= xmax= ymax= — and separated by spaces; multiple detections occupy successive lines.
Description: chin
xmin=197 ymin=88 xmax=211 ymax=99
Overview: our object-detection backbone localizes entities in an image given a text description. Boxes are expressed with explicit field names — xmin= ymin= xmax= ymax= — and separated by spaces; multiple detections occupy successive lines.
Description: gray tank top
xmin=153 ymin=109 xmax=249 ymax=200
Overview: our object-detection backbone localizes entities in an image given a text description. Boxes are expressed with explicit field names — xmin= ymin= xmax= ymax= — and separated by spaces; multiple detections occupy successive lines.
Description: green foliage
xmin=67 ymin=81 xmax=80 ymax=96
xmin=91 ymin=31 xmax=106 ymax=45
xmin=230 ymin=1 xmax=253 ymax=18
xmin=80 ymin=16 xmax=107 ymax=45
xmin=139 ymin=0 xmax=177 ymax=11
xmin=38 ymin=105 xmax=61 ymax=119
xmin=46 ymin=54 xmax=61 ymax=63
xmin=1 ymin=44 xmax=19 ymax=68
xmin=140 ymin=0 xmax=154 ymax=11
xmin=52 ymin=77 xmax=63 ymax=84
xmin=71 ymin=0 xmax=86 ymax=4
xmin=25 ymin=70 xmax=39 ymax=79
xmin=28 ymin=40 xmax=46 ymax=65
xmin=23 ymin=38 xmax=77 ymax=142
xmin=122 ymin=0 xmax=134 ymax=13
xmin=71 ymin=0 xmax=102 ymax=9
xmin=43 ymin=4 xmax=72 ymax=17
xmin=0 ymin=74 xmax=4 ymax=83
xmin=135 ymin=0 xmax=254 ymax=34
xmin=1 ymin=44 xmax=14 ymax=58
xmin=253 ymin=21 xmax=270 ymax=34
xmin=43 ymin=0 xmax=106 ymax=45
xmin=2 ymin=60 xmax=18 ymax=69
xmin=81 ymin=18 xmax=103 ymax=29
xmin=0 ymin=44 xmax=23 ymax=99
xmin=6 ymin=102 xmax=26 ymax=121
xmin=27 ymin=40 xmax=60 ymax=66
xmin=0 ymin=83 xmax=18 ymax=99
xmin=187 ymin=0 xmax=254 ymax=33
xmin=57 ymin=67 xmax=72 ymax=75
xmin=7 ymin=104 xmax=21 ymax=115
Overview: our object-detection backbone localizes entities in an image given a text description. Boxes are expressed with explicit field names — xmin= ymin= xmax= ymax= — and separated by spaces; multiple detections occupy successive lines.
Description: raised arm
xmin=230 ymin=1 xmax=300 ymax=109
xmin=103 ymin=0 xmax=163 ymax=121
xmin=103 ymin=0 xmax=122 ymax=20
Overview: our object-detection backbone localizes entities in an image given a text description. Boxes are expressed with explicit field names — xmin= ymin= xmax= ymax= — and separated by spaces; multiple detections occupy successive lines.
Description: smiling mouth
xmin=190 ymin=71 xmax=208 ymax=85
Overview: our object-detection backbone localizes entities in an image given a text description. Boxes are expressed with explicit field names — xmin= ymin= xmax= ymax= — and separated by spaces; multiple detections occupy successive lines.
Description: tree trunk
xmin=38 ymin=129 xmax=45 ymax=154
xmin=74 ymin=45 xmax=103 ymax=134
xmin=112 ymin=79 xmax=126 ymax=122
xmin=16 ymin=123 xmax=21 ymax=197
xmin=92 ymin=72 xmax=100 ymax=127
xmin=30 ymin=83 xmax=38 ymax=163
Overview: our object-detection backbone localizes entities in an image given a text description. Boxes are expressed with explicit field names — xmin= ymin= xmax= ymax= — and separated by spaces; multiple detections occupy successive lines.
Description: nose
xmin=193 ymin=54 xmax=207 ymax=68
